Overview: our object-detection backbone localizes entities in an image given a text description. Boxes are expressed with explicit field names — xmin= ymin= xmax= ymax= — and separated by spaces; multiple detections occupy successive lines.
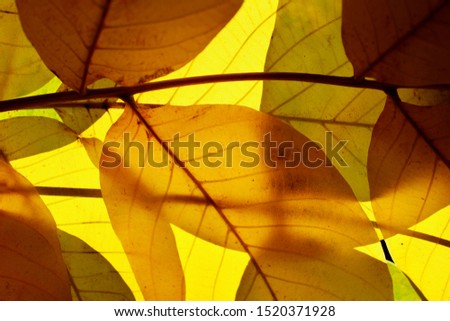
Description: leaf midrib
xmin=125 ymin=96 xmax=278 ymax=301
xmin=80 ymin=0 xmax=112 ymax=93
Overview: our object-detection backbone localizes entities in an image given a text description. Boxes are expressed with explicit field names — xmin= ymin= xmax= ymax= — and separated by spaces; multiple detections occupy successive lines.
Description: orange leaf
xmin=0 ymin=154 xmax=71 ymax=300
xmin=16 ymin=0 xmax=243 ymax=92
xmin=100 ymin=104 xmax=393 ymax=300
xmin=368 ymin=97 xmax=450 ymax=237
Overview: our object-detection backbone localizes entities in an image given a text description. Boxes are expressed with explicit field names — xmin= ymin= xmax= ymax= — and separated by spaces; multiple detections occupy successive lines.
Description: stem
xmin=1 ymin=72 xmax=449 ymax=112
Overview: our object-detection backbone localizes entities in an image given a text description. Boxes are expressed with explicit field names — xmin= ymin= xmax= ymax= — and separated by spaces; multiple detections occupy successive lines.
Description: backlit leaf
xmin=100 ymin=104 xmax=393 ymax=300
xmin=16 ymin=0 xmax=243 ymax=92
xmin=367 ymin=97 xmax=450 ymax=299
xmin=58 ymin=230 xmax=134 ymax=301
xmin=260 ymin=0 xmax=386 ymax=201
xmin=384 ymin=206 xmax=450 ymax=300
xmin=0 ymin=153 xmax=71 ymax=300
xmin=0 ymin=0 xmax=53 ymax=100
xmin=0 ymin=116 xmax=78 ymax=161
xmin=53 ymin=79 xmax=118 ymax=135
xmin=368 ymin=97 xmax=450 ymax=237
xmin=10 ymin=110 xmax=144 ymax=300
xmin=342 ymin=0 xmax=450 ymax=86
xmin=136 ymin=0 xmax=278 ymax=110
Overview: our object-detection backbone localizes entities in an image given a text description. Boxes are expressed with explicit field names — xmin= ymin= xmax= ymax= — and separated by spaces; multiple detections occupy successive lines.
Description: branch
xmin=1 ymin=72 xmax=449 ymax=111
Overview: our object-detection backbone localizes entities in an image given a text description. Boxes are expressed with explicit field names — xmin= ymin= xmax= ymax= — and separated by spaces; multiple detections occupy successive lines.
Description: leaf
xmin=171 ymin=224 xmax=249 ymax=300
xmin=9 ymin=109 xmax=143 ymax=299
xmin=0 ymin=116 xmax=78 ymax=161
xmin=54 ymin=79 xmax=119 ymax=135
xmin=367 ymin=97 xmax=450 ymax=299
xmin=0 ymin=153 xmax=71 ymax=300
xmin=58 ymin=230 xmax=134 ymax=300
xmin=342 ymin=0 xmax=450 ymax=86
xmin=260 ymin=0 xmax=385 ymax=201
xmin=100 ymin=104 xmax=393 ymax=300
xmin=384 ymin=206 xmax=450 ymax=300
xmin=386 ymin=263 xmax=422 ymax=301
xmin=100 ymin=109 xmax=186 ymax=300
xmin=368 ymin=97 xmax=450 ymax=237
xmin=136 ymin=0 xmax=278 ymax=110
xmin=0 ymin=0 xmax=54 ymax=100
xmin=16 ymin=0 xmax=243 ymax=92
xmin=398 ymin=89 xmax=450 ymax=107
xmin=396 ymin=103 xmax=450 ymax=164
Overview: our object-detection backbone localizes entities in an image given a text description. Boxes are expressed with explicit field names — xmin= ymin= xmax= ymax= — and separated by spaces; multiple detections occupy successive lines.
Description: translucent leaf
xmin=53 ymin=79 xmax=119 ymax=135
xmin=0 ymin=116 xmax=78 ymax=161
xmin=10 ymin=110 xmax=143 ymax=300
xmin=0 ymin=154 xmax=71 ymax=300
xmin=368 ymin=97 xmax=450 ymax=299
xmin=260 ymin=0 xmax=386 ymax=201
xmin=368 ymin=97 xmax=450 ymax=237
xmin=136 ymin=0 xmax=278 ymax=110
xmin=16 ymin=0 xmax=243 ymax=92
xmin=342 ymin=0 xmax=450 ymax=86
xmin=100 ymin=104 xmax=393 ymax=300
xmin=0 ymin=0 xmax=53 ymax=100
xmin=58 ymin=230 xmax=134 ymax=301
xmin=384 ymin=206 xmax=450 ymax=300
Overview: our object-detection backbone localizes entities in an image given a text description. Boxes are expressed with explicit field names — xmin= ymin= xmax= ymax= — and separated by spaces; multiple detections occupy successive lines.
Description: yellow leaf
xmin=260 ymin=0 xmax=386 ymax=201
xmin=0 ymin=153 xmax=71 ymax=300
xmin=0 ymin=0 xmax=53 ymax=100
xmin=171 ymin=224 xmax=249 ymax=300
xmin=342 ymin=0 xmax=450 ymax=86
xmin=385 ymin=206 xmax=450 ymax=300
xmin=136 ymin=0 xmax=278 ymax=110
xmin=0 ymin=116 xmax=78 ymax=160
xmin=100 ymin=104 xmax=393 ymax=300
xmin=58 ymin=230 xmax=134 ymax=300
xmin=16 ymin=0 xmax=243 ymax=92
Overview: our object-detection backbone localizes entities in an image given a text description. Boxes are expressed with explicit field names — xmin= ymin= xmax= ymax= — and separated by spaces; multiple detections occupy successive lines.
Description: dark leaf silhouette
xmin=342 ymin=0 xmax=450 ymax=86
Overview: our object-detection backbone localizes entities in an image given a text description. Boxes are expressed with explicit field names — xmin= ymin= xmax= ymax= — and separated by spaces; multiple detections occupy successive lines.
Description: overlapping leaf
xmin=0 ymin=154 xmax=71 ymax=300
xmin=16 ymin=0 xmax=243 ymax=92
xmin=368 ymin=98 xmax=450 ymax=237
xmin=0 ymin=116 xmax=78 ymax=160
xmin=342 ymin=0 xmax=450 ymax=86
xmin=367 ymin=97 xmax=450 ymax=299
xmin=0 ymin=0 xmax=54 ymax=100
xmin=342 ymin=0 xmax=450 ymax=300
xmin=260 ymin=0 xmax=386 ymax=201
xmin=100 ymin=104 xmax=393 ymax=300
xmin=58 ymin=230 xmax=134 ymax=300
xmin=9 ymin=109 xmax=143 ymax=300
xmin=136 ymin=0 xmax=278 ymax=110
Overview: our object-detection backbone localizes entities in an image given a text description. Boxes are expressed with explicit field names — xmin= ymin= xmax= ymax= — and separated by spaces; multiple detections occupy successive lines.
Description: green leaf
xmin=0 ymin=116 xmax=78 ymax=161
xmin=58 ymin=230 xmax=134 ymax=301
xmin=0 ymin=0 xmax=54 ymax=100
